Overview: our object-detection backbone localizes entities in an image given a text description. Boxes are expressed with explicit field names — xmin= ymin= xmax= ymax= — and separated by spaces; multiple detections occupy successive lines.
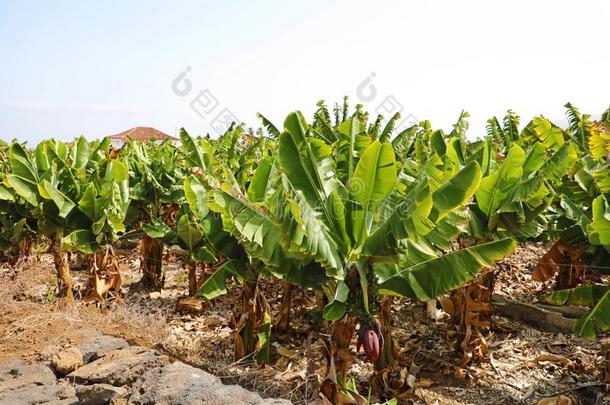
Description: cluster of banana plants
xmin=122 ymin=140 xmax=186 ymax=289
xmin=533 ymin=108 xmax=610 ymax=340
xmin=0 ymin=137 xmax=129 ymax=301
xmin=0 ymin=100 xmax=608 ymax=403
xmin=163 ymin=103 xmax=518 ymax=400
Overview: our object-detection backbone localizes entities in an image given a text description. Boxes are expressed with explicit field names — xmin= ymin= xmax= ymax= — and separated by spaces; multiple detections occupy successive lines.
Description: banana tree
xmin=533 ymin=113 xmax=610 ymax=288
xmin=142 ymin=207 xmax=215 ymax=296
xmin=123 ymin=140 xmax=185 ymax=289
xmin=3 ymin=143 xmax=43 ymax=259
xmin=0 ymin=154 xmax=36 ymax=263
xmin=146 ymin=172 xmax=276 ymax=362
xmin=61 ymin=153 xmax=131 ymax=303
xmin=547 ymin=185 xmax=609 ymax=333
xmin=141 ymin=174 xmax=240 ymax=299
xmin=3 ymin=138 xmax=96 ymax=298
xmin=179 ymin=125 xmax=281 ymax=361
xmin=470 ymin=121 xmax=577 ymax=241
xmin=542 ymin=117 xmax=610 ymax=338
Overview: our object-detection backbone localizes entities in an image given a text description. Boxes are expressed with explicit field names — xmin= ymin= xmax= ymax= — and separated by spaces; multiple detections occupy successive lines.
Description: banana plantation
xmin=0 ymin=100 xmax=609 ymax=404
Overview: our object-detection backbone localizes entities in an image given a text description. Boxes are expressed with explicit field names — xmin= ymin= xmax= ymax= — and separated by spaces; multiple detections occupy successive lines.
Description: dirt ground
xmin=0 ymin=242 xmax=608 ymax=404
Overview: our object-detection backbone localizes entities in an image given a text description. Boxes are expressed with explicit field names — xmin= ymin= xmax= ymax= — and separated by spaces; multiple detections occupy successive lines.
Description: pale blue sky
xmin=1 ymin=0 xmax=609 ymax=144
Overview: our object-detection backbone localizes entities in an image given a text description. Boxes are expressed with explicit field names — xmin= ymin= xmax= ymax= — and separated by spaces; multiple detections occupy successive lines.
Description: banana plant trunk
xmin=330 ymin=315 xmax=356 ymax=385
xmin=235 ymin=277 xmax=259 ymax=359
xmin=51 ymin=232 xmax=73 ymax=300
xmin=18 ymin=235 xmax=35 ymax=259
xmin=84 ymin=246 xmax=122 ymax=303
xmin=187 ymin=261 xmax=197 ymax=296
xmin=314 ymin=290 xmax=330 ymax=330
xmin=275 ymin=282 xmax=293 ymax=335
xmin=140 ymin=234 xmax=164 ymax=289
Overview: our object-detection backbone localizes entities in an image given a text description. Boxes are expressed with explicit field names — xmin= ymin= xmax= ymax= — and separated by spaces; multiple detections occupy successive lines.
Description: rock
xmin=0 ymin=357 xmax=77 ymax=404
xmin=129 ymin=362 xmax=290 ymax=405
xmin=51 ymin=347 xmax=84 ymax=375
xmin=76 ymin=383 xmax=129 ymax=405
xmin=0 ymin=357 xmax=57 ymax=390
xmin=0 ymin=384 xmax=77 ymax=404
xmin=78 ymin=334 xmax=129 ymax=363
xmin=175 ymin=297 xmax=204 ymax=314
xmin=148 ymin=292 xmax=161 ymax=300
xmin=41 ymin=328 xmax=128 ymax=364
xmin=67 ymin=346 xmax=169 ymax=386
xmin=22 ymin=284 xmax=48 ymax=303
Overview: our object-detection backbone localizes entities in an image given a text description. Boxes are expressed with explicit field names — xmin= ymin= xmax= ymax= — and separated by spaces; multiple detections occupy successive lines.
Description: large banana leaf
xmin=176 ymin=215 xmax=204 ymax=251
xmin=430 ymin=160 xmax=481 ymax=221
xmin=336 ymin=116 xmax=369 ymax=183
xmin=361 ymin=181 xmax=434 ymax=257
xmin=522 ymin=117 xmax=565 ymax=149
xmin=350 ymin=140 xmax=397 ymax=245
xmin=379 ymin=238 xmax=516 ymax=300
xmin=7 ymin=174 xmax=39 ymax=206
xmin=278 ymin=113 xmax=333 ymax=208
xmin=143 ymin=216 xmax=177 ymax=243
xmin=545 ymin=284 xmax=610 ymax=306
xmin=198 ymin=259 xmax=248 ymax=299
xmin=179 ymin=128 xmax=207 ymax=170
xmin=542 ymin=142 xmax=577 ymax=182
xmin=362 ymin=162 xmax=481 ymax=257
xmin=184 ymin=176 xmax=208 ymax=219
xmin=9 ymin=143 xmax=38 ymax=183
xmin=281 ymin=182 xmax=344 ymax=275
xmin=474 ymin=144 xmax=525 ymax=218
xmin=40 ymin=180 xmax=75 ymax=218
xmin=588 ymin=123 xmax=610 ymax=161
xmin=74 ymin=136 xmax=89 ymax=170
xmin=278 ymin=112 xmax=348 ymax=261
xmin=211 ymin=189 xmax=286 ymax=268
xmin=246 ymin=157 xmax=275 ymax=203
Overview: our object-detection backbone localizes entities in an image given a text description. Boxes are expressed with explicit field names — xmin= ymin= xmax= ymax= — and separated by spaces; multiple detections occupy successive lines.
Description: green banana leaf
xmin=379 ymin=238 xmax=516 ymax=300
xmin=546 ymin=284 xmax=610 ymax=339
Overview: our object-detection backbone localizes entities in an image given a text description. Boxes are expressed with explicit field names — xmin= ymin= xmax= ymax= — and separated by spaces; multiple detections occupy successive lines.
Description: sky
xmin=1 ymin=0 xmax=609 ymax=144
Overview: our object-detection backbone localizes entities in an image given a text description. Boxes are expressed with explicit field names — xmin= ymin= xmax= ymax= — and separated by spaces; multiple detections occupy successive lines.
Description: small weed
xmin=46 ymin=288 xmax=55 ymax=303
xmin=175 ymin=271 xmax=188 ymax=284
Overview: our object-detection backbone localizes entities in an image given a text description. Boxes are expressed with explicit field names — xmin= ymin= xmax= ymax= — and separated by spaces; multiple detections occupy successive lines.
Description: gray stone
xmin=76 ymin=383 xmax=129 ymax=405
xmin=51 ymin=347 xmax=84 ymax=375
xmin=0 ymin=384 xmax=77 ymax=404
xmin=0 ymin=356 xmax=78 ymax=404
xmin=41 ymin=328 xmax=129 ymax=365
xmin=21 ymin=284 xmax=48 ymax=303
xmin=0 ymin=357 xmax=57 ymax=391
xmin=67 ymin=346 xmax=169 ymax=386
xmin=78 ymin=334 xmax=129 ymax=363
xmin=128 ymin=362 xmax=290 ymax=405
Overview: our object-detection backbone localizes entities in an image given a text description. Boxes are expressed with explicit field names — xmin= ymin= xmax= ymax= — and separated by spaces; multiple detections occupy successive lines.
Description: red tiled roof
xmin=108 ymin=126 xmax=178 ymax=142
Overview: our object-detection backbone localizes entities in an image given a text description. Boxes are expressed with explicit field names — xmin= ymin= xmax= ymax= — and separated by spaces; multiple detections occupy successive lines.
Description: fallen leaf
xmin=529 ymin=353 xmax=573 ymax=367
xmin=536 ymin=394 xmax=573 ymax=405
xmin=277 ymin=346 xmax=296 ymax=358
